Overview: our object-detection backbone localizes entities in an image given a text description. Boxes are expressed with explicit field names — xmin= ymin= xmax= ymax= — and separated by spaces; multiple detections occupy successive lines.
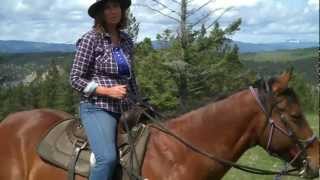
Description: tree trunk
xmin=178 ymin=0 xmax=189 ymax=111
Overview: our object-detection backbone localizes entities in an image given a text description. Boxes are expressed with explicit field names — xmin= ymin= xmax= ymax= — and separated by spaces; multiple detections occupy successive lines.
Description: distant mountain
xmin=234 ymin=41 xmax=318 ymax=53
xmin=151 ymin=40 xmax=318 ymax=53
xmin=0 ymin=40 xmax=75 ymax=53
xmin=0 ymin=40 xmax=318 ymax=54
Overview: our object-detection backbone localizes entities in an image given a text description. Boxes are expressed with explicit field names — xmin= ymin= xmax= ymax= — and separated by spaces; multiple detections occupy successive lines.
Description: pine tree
xmin=136 ymin=0 xmax=243 ymax=112
xmin=126 ymin=9 xmax=140 ymax=42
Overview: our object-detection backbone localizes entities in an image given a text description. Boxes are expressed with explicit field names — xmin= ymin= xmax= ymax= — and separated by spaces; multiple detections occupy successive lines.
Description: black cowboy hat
xmin=88 ymin=0 xmax=131 ymax=18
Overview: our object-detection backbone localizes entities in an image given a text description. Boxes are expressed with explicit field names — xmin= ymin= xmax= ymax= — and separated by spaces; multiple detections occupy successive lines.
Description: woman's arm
xmin=95 ymin=85 xmax=127 ymax=99
xmin=69 ymin=33 xmax=95 ymax=97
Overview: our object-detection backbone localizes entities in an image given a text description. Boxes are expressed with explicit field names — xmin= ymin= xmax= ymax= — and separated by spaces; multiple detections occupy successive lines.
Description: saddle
xmin=37 ymin=107 xmax=150 ymax=180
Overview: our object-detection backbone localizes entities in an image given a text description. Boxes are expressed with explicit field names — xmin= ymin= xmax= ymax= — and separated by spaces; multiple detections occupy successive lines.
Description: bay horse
xmin=0 ymin=71 xmax=318 ymax=180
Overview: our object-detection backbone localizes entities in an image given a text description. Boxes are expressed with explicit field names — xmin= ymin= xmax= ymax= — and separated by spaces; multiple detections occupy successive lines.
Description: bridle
xmin=249 ymin=85 xmax=317 ymax=176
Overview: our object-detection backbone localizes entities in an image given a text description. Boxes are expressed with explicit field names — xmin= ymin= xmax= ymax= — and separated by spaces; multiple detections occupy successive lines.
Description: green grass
xmin=223 ymin=113 xmax=319 ymax=180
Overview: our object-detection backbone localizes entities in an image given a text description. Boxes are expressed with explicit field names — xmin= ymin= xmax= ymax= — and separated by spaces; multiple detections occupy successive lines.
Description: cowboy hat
xmin=88 ymin=0 xmax=131 ymax=18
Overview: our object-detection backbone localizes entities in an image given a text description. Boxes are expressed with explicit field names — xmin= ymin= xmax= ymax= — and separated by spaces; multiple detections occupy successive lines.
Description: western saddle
xmin=37 ymin=105 xmax=152 ymax=180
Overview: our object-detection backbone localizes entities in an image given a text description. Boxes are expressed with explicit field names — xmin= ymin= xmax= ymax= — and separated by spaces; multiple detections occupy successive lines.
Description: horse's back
xmin=0 ymin=109 xmax=74 ymax=180
xmin=0 ymin=109 xmax=73 ymax=142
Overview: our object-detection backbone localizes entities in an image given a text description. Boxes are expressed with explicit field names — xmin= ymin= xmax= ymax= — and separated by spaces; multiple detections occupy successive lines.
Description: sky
xmin=0 ymin=0 xmax=318 ymax=44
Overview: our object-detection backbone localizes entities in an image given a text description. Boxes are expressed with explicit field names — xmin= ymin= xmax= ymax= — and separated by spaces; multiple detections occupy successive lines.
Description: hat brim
xmin=88 ymin=0 xmax=131 ymax=18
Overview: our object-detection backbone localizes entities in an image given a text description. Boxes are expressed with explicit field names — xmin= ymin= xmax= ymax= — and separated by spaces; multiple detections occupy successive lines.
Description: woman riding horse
xmin=0 ymin=71 xmax=318 ymax=180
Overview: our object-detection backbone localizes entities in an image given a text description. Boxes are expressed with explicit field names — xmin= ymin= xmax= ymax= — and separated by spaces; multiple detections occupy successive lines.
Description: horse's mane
xmin=189 ymin=79 xmax=265 ymax=110
xmin=164 ymin=77 xmax=298 ymax=121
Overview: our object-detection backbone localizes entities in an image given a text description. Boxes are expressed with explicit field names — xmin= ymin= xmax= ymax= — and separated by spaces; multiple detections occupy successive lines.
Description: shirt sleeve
xmin=69 ymin=33 xmax=95 ymax=94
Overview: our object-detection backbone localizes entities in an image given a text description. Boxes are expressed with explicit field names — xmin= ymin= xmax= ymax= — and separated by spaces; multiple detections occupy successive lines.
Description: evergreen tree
xmin=126 ymin=9 xmax=140 ymax=42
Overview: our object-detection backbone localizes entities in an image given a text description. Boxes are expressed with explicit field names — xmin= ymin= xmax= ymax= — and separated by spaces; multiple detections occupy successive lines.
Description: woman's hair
xmin=93 ymin=1 xmax=128 ymax=33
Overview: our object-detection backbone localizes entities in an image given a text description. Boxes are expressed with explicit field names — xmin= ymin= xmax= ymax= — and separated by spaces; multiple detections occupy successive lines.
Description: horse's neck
xmin=167 ymin=90 xmax=261 ymax=162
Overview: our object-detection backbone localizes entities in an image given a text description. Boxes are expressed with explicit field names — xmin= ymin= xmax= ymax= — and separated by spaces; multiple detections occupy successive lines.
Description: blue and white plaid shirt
xmin=70 ymin=29 xmax=139 ymax=113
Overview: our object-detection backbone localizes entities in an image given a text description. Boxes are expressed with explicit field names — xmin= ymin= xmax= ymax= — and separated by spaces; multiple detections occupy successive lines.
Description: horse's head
xmin=255 ymin=71 xmax=319 ymax=179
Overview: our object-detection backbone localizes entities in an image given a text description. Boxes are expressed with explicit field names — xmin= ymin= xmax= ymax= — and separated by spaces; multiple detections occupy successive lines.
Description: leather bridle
xmin=249 ymin=85 xmax=317 ymax=176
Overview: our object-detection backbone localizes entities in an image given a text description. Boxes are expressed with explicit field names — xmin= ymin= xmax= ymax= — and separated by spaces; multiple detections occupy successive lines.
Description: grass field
xmin=223 ymin=113 xmax=319 ymax=180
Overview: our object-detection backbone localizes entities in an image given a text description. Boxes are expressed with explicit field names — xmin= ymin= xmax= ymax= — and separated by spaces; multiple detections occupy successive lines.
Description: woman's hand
xmin=95 ymin=85 xmax=127 ymax=99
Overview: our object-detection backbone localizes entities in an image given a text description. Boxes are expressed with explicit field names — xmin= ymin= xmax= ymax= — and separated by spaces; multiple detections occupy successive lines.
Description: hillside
xmin=240 ymin=48 xmax=318 ymax=83
xmin=0 ymin=52 xmax=74 ymax=65
xmin=240 ymin=48 xmax=317 ymax=62
xmin=0 ymin=47 xmax=317 ymax=87
xmin=0 ymin=40 xmax=318 ymax=53
xmin=0 ymin=40 xmax=75 ymax=53
xmin=235 ymin=41 xmax=318 ymax=53
xmin=0 ymin=52 xmax=73 ymax=86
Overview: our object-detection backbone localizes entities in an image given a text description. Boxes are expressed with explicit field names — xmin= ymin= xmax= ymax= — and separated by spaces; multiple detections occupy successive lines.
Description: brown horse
xmin=0 ymin=71 xmax=318 ymax=180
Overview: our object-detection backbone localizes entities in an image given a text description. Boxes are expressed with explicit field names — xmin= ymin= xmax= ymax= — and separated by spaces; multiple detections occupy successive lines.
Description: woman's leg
xmin=80 ymin=102 xmax=118 ymax=180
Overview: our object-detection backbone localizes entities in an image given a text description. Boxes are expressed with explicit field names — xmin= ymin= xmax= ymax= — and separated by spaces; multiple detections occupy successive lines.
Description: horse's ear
xmin=271 ymin=69 xmax=292 ymax=95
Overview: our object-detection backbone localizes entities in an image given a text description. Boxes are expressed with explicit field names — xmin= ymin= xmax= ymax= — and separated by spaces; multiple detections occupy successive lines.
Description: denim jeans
xmin=80 ymin=102 xmax=120 ymax=180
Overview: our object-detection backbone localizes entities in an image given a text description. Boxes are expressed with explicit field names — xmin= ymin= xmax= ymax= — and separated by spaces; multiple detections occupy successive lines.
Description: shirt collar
xmin=98 ymin=30 xmax=128 ymax=41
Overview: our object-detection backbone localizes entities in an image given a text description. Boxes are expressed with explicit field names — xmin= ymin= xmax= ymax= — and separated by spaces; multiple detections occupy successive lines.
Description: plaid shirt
xmin=70 ymin=29 xmax=139 ymax=113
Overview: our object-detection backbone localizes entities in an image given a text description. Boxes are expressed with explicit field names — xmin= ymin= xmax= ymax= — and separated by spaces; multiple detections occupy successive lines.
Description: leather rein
xmin=128 ymin=84 xmax=316 ymax=178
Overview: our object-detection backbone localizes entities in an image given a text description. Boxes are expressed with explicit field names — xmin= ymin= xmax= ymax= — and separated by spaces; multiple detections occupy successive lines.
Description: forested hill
xmin=0 ymin=47 xmax=317 ymax=87
xmin=0 ymin=45 xmax=317 ymax=121
xmin=0 ymin=40 xmax=75 ymax=53
xmin=240 ymin=48 xmax=318 ymax=84
xmin=0 ymin=40 xmax=317 ymax=53
xmin=235 ymin=41 xmax=318 ymax=53
xmin=0 ymin=52 xmax=73 ymax=86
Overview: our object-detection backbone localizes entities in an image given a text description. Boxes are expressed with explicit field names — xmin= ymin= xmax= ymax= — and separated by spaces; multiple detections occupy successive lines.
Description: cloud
xmin=0 ymin=0 xmax=94 ymax=43
xmin=191 ymin=0 xmax=260 ymax=9
xmin=308 ymin=0 xmax=319 ymax=9
xmin=0 ymin=0 xmax=318 ymax=43
xmin=218 ymin=0 xmax=319 ymax=43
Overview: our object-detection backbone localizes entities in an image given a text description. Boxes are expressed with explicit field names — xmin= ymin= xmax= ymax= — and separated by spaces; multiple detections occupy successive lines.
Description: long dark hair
xmin=93 ymin=1 xmax=128 ymax=32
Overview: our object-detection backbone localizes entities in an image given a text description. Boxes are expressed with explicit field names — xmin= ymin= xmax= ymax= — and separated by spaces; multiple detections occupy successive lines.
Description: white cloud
xmin=16 ymin=1 xmax=29 ymax=12
xmin=308 ymin=0 xmax=319 ymax=9
xmin=214 ymin=0 xmax=260 ymax=8
xmin=0 ymin=0 xmax=93 ymax=43
xmin=0 ymin=0 xmax=318 ymax=43
xmin=191 ymin=0 xmax=260 ymax=9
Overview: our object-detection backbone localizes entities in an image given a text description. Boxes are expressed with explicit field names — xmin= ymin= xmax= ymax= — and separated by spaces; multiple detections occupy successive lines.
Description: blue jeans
xmin=80 ymin=102 xmax=120 ymax=180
